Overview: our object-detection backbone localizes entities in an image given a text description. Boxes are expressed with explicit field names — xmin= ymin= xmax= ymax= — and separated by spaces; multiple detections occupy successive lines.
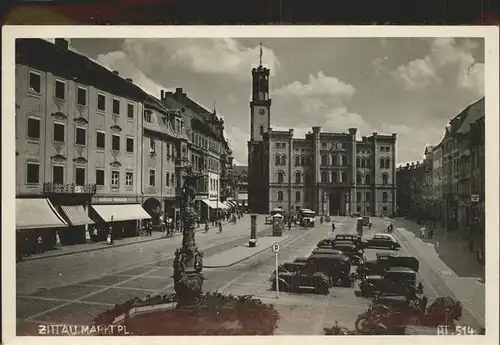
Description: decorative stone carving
xmin=52 ymin=111 xmax=67 ymax=121
xmin=51 ymin=154 xmax=66 ymax=162
xmin=111 ymin=150 xmax=119 ymax=161
xmin=112 ymin=114 xmax=119 ymax=124
xmin=76 ymin=104 xmax=87 ymax=116
xmin=110 ymin=160 xmax=122 ymax=168
xmin=110 ymin=125 xmax=122 ymax=133
xmin=75 ymin=145 xmax=85 ymax=156
xmin=74 ymin=116 xmax=88 ymax=125
xmin=52 ymin=141 xmax=64 ymax=154
xmin=54 ymin=98 xmax=66 ymax=111
xmin=73 ymin=156 xmax=88 ymax=164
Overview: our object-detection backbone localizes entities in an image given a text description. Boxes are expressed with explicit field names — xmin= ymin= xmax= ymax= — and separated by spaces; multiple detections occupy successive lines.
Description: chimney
xmin=175 ymin=87 xmax=183 ymax=95
xmin=112 ymin=71 xmax=119 ymax=75
xmin=372 ymin=132 xmax=378 ymax=136
xmin=126 ymin=78 xmax=133 ymax=82
xmin=362 ymin=136 xmax=367 ymax=141
xmin=55 ymin=38 xmax=69 ymax=49
xmin=161 ymin=90 xmax=165 ymax=99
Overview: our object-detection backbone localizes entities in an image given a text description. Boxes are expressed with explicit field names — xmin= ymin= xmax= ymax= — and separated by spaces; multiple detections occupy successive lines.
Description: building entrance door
xmin=329 ymin=191 xmax=345 ymax=216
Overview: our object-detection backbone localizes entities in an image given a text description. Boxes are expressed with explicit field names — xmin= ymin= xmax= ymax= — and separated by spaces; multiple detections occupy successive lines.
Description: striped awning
xmin=200 ymin=199 xmax=218 ymax=209
xmin=16 ymin=198 xmax=68 ymax=230
xmin=91 ymin=204 xmax=152 ymax=222
xmin=60 ymin=205 xmax=95 ymax=226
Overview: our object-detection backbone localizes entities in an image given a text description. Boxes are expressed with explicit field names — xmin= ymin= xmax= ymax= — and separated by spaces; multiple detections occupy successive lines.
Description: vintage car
xmin=332 ymin=243 xmax=364 ymax=265
xmin=358 ymin=267 xmax=423 ymax=297
xmin=312 ymin=247 xmax=344 ymax=256
xmin=357 ymin=255 xmax=420 ymax=279
xmin=271 ymin=271 xmax=330 ymax=294
xmin=293 ymin=257 xmax=309 ymax=264
xmin=304 ymin=253 xmax=355 ymax=287
xmin=334 ymin=234 xmax=368 ymax=248
xmin=366 ymin=233 xmax=401 ymax=250
xmin=299 ymin=209 xmax=316 ymax=227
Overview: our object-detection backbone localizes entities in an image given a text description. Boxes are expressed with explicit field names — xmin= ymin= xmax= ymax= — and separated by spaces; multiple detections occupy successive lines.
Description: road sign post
xmin=272 ymin=243 xmax=280 ymax=299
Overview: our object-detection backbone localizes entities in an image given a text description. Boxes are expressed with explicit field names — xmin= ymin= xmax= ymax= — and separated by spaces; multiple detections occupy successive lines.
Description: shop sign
xmin=94 ymin=197 xmax=133 ymax=203
xmin=471 ymin=194 xmax=480 ymax=202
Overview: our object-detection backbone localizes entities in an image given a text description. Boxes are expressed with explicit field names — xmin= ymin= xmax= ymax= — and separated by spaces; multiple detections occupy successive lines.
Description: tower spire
xmin=259 ymin=42 xmax=263 ymax=67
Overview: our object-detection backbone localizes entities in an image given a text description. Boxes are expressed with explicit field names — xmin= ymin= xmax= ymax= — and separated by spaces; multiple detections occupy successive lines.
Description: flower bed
xmin=95 ymin=293 xmax=280 ymax=335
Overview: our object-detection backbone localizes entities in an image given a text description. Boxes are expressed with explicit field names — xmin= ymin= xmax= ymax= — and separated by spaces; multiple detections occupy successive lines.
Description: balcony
xmin=43 ymin=182 xmax=96 ymax=195
xmin=175 ymin=157 xmax=190 ymax=169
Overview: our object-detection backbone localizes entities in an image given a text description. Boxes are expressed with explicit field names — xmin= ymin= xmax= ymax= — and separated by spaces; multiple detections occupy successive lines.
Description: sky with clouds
xmin=68 ymin=37 xmax=485 ymax=166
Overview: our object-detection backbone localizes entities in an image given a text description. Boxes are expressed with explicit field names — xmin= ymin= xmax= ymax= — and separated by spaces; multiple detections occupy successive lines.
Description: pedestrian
xmin=205 ymin=222 xmax=209 ymax=233
xmin=218 ymin=220 xmax=222 ymax=233
xmin=37 ymin=236 xmax=44 ymax=254
xmin=419 ymin=227 xmax=426 ymax=239
xmin=428 ymin=226 xmax=434 ymax=239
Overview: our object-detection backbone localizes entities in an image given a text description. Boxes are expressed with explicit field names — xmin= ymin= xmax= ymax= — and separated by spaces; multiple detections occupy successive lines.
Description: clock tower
xmin=249 ymin=44 xmax=271 ymax=142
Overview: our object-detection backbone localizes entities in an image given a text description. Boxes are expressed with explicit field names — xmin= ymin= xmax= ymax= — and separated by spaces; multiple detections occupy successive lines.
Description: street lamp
xmin=173 ymin=165 xmax=205 ymax=308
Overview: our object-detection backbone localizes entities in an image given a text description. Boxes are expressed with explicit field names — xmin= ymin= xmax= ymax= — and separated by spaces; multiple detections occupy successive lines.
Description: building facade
xmin=230 ymin=165 xmax=249 ymax=210
xmin=396 ymin=161 xmax=423 ymax=218
xmin=431 ymin=142 xmax=443 ymax=223
xmin=422 ymin=145 xmax=434 ymax=218
xmin=247 ymin=62 xmax=397 ymax=216
xmin=15 ymin=38 xmax=152 ymax=253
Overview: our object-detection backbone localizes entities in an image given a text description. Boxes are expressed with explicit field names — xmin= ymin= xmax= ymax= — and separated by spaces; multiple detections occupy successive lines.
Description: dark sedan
xmin=366 ymin=233 xmax=401 ymax=250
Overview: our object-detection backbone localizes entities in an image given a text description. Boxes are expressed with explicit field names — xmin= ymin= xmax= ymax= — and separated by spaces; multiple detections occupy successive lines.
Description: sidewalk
xmin=20 ymin=220 xmax=243 ymax=262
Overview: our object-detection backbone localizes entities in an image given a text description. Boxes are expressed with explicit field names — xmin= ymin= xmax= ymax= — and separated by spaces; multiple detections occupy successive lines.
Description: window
xmin=383 ymin=206 xmax=388 ymax=212
xmin=341 ymin=172 xmax=347 ymax=183
xmin=96 ymin=169 xmax=105 ymax=186
xmin=382 ymin=192 xmax=388 ymax=202
xmin=356 ymin=157 xmax=361 ymax=167
xmin=295 ymin=172 xmax=301 ymax=184
xmin=113 ymin=99 xmax=120 ymax=115
xmin=55 ymin=80 xmax=65 ymax=99
xmin=356 ymin=173 xmax=362 ymax=185
xmin=380 ymin=146 xmax=384 ymax=152
xmin=144 ymin=110 xmax=152 ymax=123
xmin=366 ymin=192 xmax=371 ymax=202
xmin=97 ymin=94 xmax=106 ymax=111
xmin=75 ymin=127 xmax=86 ymax=145
xmin=165 ymin=172 xmax=170 ymax=186
xmin=362 ymin=158 xmax=367 ymax=168
xmin=278 ymin=191 xmax=283 ymax=201
xmin=27 ymin=117 xmax=40 ymax=139
xmin=126 ymin=137 xmax=134 ymax=153
xmin=365 ymin=174 xmax=371 ymax=185
xmin=385 ymin=158 xmax=391 ymax=169
xmin=282 ymin=156 xmax=287 ymax=165
xmin=77 ymin=87 xmax=87 ymax=106
xmin=321 ymin=155 xmax=327 ymax=165
xmin=380 ymin=158 xmax=385 ymax=169
xmin=321 ymin=172 xmax=327 ymax=183
xmin=294 ymin=156 xmax=300 ymax=166
xmin=171 ymin=174 xmax=175 ymax=187
xmin=149 ymin=139 xmax=156 ymax=154
xmin=296 ymin=191 xmax=301 ymax=202
xmin=357 ymin=192 xmax=361 ymax=202
xmin=276 ymin=155 xmax=281 ymax=165
xmin=127 ymin=103 xmax=134 ymax=118
xmin=331 ymin=154 xmax=336 ymax=166
xmin=75 ymin=167 xmax=85 ymax=185
xmin=111 ymin=171 xmax=119 ymax=187
xmin=357 ymin=206 xmax=361 ymax=212
xmin=277 ymin=172 xmax=284 ymax=184
xmin=331 ymin=172 xmax=337 ymax=183
xmin=149 ymin=169 xmax=156 ymax=186
xmin=126 ymin=172 xmax=133 ymax=187
xmin=53 ymin=122 xmax=65 ymax=142
xmin=382 ymin=173 xmax=389 ymax=185
xmin=26 ymin=162 xmax=40 ymax=184
xmin=96 ymin=131 xmax=105 ymax=149
xmin=259 ymin=126 xmax=264 ymax=135
xmin=112 ymin=134 xmax=120 ymax=151
xmin=342 ymin=155 xmax=348 ymax=166
xmin=52 ymin=165 xmax=64 ymax=184
xmin=304 ymin=172 xmax=310 ymax=184
xmin=29 ymin=72 xmax=41 ymax=93
xmin=282 ymin=143 xmax=286 ymax=149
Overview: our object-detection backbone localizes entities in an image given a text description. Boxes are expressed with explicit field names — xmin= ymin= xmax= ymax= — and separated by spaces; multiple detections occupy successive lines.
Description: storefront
xmin=57 ymin=204 xmax=95 ymax=245
xmin=16 ymin=198 xmax=68 ymax=256
xmin=90 ymin=197 xmax=152 ymax=239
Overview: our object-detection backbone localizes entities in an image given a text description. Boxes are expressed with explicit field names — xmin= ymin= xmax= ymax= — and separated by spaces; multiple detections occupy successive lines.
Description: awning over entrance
xmin=226 ymin=200 xmax=237 ymax=207
xmin=60 ymin=205 xmax=95 ymax=226
xmin=219 ymin=201 xmax=231 ymax=210
xmin=16 ymin=198 xmax=68 ymax=230
xmin=91 ymin=204 xmax=152 ymax=222
xmin=200 ymin=199 xmax=218 ymax=209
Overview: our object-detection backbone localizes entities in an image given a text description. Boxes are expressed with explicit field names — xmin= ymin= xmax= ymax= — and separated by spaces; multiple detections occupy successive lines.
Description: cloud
xmin=386 ymin=38 xmax=484 ymax=96
xmin=274 ymin=71 xmax=356 ymax=99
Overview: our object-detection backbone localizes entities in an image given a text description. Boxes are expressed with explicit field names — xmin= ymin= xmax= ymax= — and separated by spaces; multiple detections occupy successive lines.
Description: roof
xmin=457 ymin=97 xmax=485 ymax=134
xmin=231 ymin=165 xmax=248 ymax=178
xmin=16 ymin=39 xmax=147 ymax=102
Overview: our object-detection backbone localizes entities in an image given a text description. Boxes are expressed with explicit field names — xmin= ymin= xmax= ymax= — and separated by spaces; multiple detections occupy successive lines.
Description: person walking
xmin=420 ymin=226 xmax=426 ymax=239
xmin=218 ymin=220 xmax=222 ymax=233
xmin=205 ymin=222 xmax=209 ymax=233
xmin=37 ymin=236 xmax=44 ymax=254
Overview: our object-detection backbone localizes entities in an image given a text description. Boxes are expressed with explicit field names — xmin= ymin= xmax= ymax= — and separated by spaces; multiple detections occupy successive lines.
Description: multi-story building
xmin=431 ymin=141 xmax=443 ymax=223
xmin=161 ymin=88 xmax=231 ymax=222
xmin=15 ymin=38 xmax=152 ymax=252
xmin=422 ymin=145 xmax=434 ymax=217
xmin=230 ymin=165 xmax=249 ymax=210
xmin=396 ymin=161 xmax=424 ymax=218
xmin=247 ymin=62 xmax=397 ymax=216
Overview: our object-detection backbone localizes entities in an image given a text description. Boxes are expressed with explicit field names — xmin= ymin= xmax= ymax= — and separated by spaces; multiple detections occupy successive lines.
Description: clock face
xmin=258 ymin=109 xmax=266 ymax=115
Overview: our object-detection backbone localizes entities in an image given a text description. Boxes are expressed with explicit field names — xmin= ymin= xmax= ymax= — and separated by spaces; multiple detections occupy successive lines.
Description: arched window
xmin=321 ymin=155 xmax=327 ymax=165
xmin=278 ymin=191 xmax=283 ymax=201
xmin=356 ymin=157 xmax=361 ymax=167
xmin=321 ymin=172 xmax=327 ymax=183
xmin=277 ymin=171 xmax=284 ymax=184
xmin=385 ymin=158 xmax=390 ymax=169
xmin=365 ymin=173 xmax=371 ymax=185
xmin=366 ymin=192 xmax=371 ymax=202
xmin=295 ymin=172 xmax=301 ymax=184
xmin=380 ymin=158 xmax=384 ymax=169
xmin=342 ymin=155 xmax=348 ymax=166
xmin=282 ymin=155 xmax=287 ymax=165
xmin=331 ymin=172 xmax=337 ymax=183
xmin=356 ymin=192 xmax=361 ymax=202
xmin=295 ymin=191 xmax=301 ymax=202
xmin=356 ymin=173 xmax=363 ymax=185
xmin=304 ymin=172 xmax=310 ymax=184
xmin=362 ymin=158 xmax=367 ymax=168
xmin=275 ymin=155 xmax=281 ymax=166
xmin=259 ymin=126 xmax=264 ymax=135
xmin=382 ymin=192 xmax=388 ymax=202
xmin=301 ymin=156 xmax=306 ymax=165
xmin=295 ymin=156 xmax=300 ymax=166
xmin=341 ymin=172 xmax=347 ymax=183
xmin=381 ymin=173 xmax=388 ymax=185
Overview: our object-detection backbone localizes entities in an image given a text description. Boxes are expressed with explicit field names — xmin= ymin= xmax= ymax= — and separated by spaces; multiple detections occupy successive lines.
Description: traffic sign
xmin=272 ymin=243 xmax=280 ymax=253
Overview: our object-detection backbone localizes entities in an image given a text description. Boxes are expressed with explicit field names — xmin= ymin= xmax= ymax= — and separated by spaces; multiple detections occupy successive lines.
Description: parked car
xmin=335 ymin=234 xmax=369 ymax=249
xmin=357 ymin=255 xmax=420 ymax=278
xmin=366 ymin=233 xmax=401 ymax=250
xmin=271 ymin=271 xmax=330 ymax=294
xmin=332 ymin=243 xmax=364 ymax=265
xmin=312 ymin=247 xmax=344 ymax=256
xmin=358 ymin=267 xmax=423 ymax=297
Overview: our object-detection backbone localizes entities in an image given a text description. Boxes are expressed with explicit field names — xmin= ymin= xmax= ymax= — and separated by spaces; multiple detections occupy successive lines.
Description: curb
xmin=20 ymin=223 xmax=238 ymax=262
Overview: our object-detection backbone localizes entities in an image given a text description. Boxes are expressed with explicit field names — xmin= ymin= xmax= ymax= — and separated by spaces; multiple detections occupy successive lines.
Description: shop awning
xmin=226 ymin=200 xmax=237 ymax=207
xmin=219 ymin=201 xmax=231 ymax=210
xmin=16 ymin=198 xmax=68 ymax=230
xmin=60 ymin=205 xmax=95 ymax=226
xmin=200 ymin=199 xmax=218 ymax=209
xmin=91 ymin=204 xmax=152 ymax=222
